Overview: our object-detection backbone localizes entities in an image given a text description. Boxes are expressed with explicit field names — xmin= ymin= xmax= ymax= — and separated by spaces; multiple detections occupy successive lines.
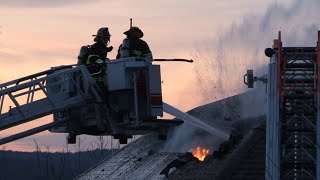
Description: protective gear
xmin=85 ymin=42 xmax=109 ymax=85
xmin=93 ymin=27 xmax=111 ymax=44
xmin=77 ymin=45 xmax=91 ymax=65
xmin=78 ymin=44 xmax=112 ymax=65
xmin=116 ymin=26 xmax=152 ymax=59
xmin=86 ymin=54 xmax=104 ymax=64
xmin=106 ymin=46 xmax=113 ymax=52
xmin=120 ymin=38 xmax=130 ymax=58
xmin=86 ymin=55 xmax=105 ymax=86
xmin=116 ymin=37 xmax=152 ymax=59
xmin=92 ymin=27 xmax=111 ymax=37
xmin=76 ymin=27 xmax=112 ymax=101
xmin=123 ymin=26 xmax=143 ymax=38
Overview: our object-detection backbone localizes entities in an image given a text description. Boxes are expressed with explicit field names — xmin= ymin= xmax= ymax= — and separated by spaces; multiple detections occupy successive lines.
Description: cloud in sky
xmin=0 ymin=0 xmax=100 ymax=7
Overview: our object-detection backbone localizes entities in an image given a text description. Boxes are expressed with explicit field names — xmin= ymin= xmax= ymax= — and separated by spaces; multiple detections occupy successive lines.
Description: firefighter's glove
xmin=107 ymin=46 xmax=113 ymax=52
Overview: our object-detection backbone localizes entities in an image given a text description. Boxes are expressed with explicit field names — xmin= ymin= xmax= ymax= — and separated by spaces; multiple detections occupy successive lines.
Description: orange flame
xmin=192 ymin=147 xmax=209 ymax=161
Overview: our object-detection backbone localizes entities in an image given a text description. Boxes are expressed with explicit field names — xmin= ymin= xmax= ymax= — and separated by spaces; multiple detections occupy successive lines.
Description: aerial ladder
xmin=0 ymin=57 xmax=192 ymax=145
xmin=0 ymin=65 xmax=102 ymax=144
xmin=245 ymin=31 xmax=320 ymax=180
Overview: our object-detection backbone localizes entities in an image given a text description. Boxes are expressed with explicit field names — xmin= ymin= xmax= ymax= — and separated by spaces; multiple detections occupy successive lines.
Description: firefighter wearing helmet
xmin=88 ymin=27 xmax=113 ymax=65
xmin=116 ymin=26 xmax=153 ymax=59
xmin=77 ymin=27 xmax=113 ymax=94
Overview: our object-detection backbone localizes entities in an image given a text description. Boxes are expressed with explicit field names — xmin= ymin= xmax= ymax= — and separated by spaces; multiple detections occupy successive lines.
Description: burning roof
xmin=169 ymin=118 xmax=266 ymax=179
xmin=192 ymin=147 xmax=210 ymax=161
xmin=76 ymin=92 xmax=266 ymax=180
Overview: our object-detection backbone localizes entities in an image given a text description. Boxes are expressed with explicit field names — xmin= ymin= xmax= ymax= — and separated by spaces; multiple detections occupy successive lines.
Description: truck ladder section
xmin=267 ymin=31 xmax=320 ymax=180
xmin=0 ymin=65 xmax=101 ymax=145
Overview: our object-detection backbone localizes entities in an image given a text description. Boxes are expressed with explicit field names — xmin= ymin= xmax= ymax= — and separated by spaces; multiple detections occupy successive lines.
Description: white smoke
xmin=163 ymin=0 xmax=320 ymax=153
xmin=194 ymin=0 xmax=320 ymax=103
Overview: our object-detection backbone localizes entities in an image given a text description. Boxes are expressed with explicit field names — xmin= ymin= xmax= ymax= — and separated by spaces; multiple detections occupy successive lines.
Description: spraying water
xmin=194 ymin=0 xmax=320 ymax=104
xmin=163 ymin=102 xmax=230 ymax=140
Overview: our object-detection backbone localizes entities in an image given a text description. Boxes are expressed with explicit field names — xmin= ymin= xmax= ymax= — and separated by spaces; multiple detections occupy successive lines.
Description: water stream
xmin=163 ymin=102 xmax=230 ymax=140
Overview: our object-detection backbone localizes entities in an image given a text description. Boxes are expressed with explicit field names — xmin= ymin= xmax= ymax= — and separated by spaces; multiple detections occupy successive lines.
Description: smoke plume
xmin=194 ymin=0 xmax=320 ymax=103
xmin=163 ymin=0 xmax=320 ymax=153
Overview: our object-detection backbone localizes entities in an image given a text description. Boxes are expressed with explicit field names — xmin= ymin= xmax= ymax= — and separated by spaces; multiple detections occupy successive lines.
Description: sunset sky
xmin=0 ymin=0 xmax=294 ymax=151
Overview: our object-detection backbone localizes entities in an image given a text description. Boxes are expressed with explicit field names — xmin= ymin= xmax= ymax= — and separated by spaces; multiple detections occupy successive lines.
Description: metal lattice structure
xmin=266 ymin=31 xmax=320 ymax=180
xmin=0 ymin=65 xmax=101 ymax=144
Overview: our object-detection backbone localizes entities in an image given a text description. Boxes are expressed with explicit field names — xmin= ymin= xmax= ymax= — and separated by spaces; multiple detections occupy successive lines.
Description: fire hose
xmin=153 ymin=59 xmax=193 ymax=63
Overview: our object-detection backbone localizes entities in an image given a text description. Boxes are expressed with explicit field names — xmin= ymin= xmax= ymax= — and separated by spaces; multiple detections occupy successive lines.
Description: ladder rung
xmin=282 ymin=47 xmax=317 ymax=52
xmin=284 ymin=95 xmax=314 ymax=99
xmin=285 ymin=63 xmax=314 ymax=68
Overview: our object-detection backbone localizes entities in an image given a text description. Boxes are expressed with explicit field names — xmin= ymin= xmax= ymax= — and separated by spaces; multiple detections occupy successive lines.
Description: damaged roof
xmin=76 ymin=92 xmax=267 ymax=180
xmin=75 ymin=134 xmax=181 ymax=180
xmin=168 ymin=119 xmax=266 ymax=179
